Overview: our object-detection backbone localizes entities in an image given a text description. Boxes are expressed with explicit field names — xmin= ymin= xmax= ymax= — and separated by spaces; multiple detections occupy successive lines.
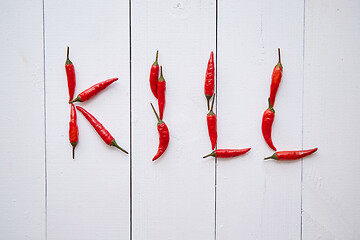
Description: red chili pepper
xmin=269 ymin=48 xmax=283 ymax=107
xmin=76 ymin=106 xmax=128 ymax=154
xmin=150 ymin=103 xmax=169 ymax=161
xmin=149 ymin=50 xmax=159 ymax=98
xmin=262 ymin=97 xmax=277 ymax=151
xmin=203 ymin=148 xmax=251 ymax=159
xmin=207 ymin=93 xmax=217 ymax=150
xmin=69 ymin=103 xmax=79 ymax=159
xmin=69 ymin=78 xmax=118 ymax=103
xmin=65 ymin=46 xmax=76 ymax=102
xmin=157 ymin=66 xmax=166 ymax=120
xmin=204 ymin=51 xmax=215 ymax=110
xmin=264 ymin=148 xmax=318 ymax=160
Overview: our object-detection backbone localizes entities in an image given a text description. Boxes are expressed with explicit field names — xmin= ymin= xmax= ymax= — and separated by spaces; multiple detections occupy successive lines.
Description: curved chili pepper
xmin=157 ymin=66 xmax=166 ymax=120
xmin=69 ymin=103 xmax=79 ymax=159
xmin=203 ymin=148 xmax=251 ymax=159
xmin=65 ymin=46 xmax=76 ymax=102
xmin=270 ymin=48 xmax=283 ymax=107
xmin=149 ymin=50 xmax=159 ymax=98
xmin=262 ymin=97 xmax=277 ymax=151
xmin=204 ymin=51 xmax=215 ymax=110
xmin=69 ymin=78 xmax=118 ymax=103
xmin=150 ymin=103 xmax=169 ymax=161
xmin=264 ymin=148 xmax=318 ymax=160
xmin=207 ymin=93 xmax=217 ymax=150
xmin=76 ymin=106 xmax=128 ymax=154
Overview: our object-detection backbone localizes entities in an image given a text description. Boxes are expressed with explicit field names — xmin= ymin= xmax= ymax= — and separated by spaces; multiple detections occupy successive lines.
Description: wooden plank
xmin=44 ymin=0 xmax=130 ymax=239
xmin=303 ymin=0 xmax=360 ymax=239
xmin=131 ymin=0 xmax=216 ymax=239
xmin=216 ymin=0 xmax=304 ymax=239
xmin=0 ymin=0 xmax=45 ymax=239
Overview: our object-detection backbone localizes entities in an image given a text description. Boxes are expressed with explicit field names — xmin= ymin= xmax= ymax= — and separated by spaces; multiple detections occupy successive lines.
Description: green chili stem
xmin=206 ymin=95 xmax=212 ymax=110
xmin=268 ymin=97 xmax=275 ymax=113
xmin=210 ymin=93 xmax=215 ymax=112
xmin=264 ymin=152 xmax=277 ymax=160
xmin=111 ymin=140 xmax=128 ymax=154
xmin=158 ymin=66 xmax=164 ymax=81
xmin=69 ymin=96 xmax=81 ymax=104
xmin=276 ymin=48 xmax=282 ymax=68
xmin=150 ymin=103 xmax=160 ymax=122
xmin=66 ymin=46 xmax=72 ymax=65
xmin=203 ymin=151 xmax=216 ymax=158
xmin=278 ymin=48 xmax=281 ymax=65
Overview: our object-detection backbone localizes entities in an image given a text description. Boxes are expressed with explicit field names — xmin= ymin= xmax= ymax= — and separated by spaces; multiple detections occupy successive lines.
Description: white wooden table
xmin=1 ymin=0 xmax=359 ymax=239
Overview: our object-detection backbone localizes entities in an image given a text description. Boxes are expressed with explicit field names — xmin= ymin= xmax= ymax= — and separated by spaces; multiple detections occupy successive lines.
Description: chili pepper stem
xmin=268 ymin=97 xmax=275 ymax=113
xmin=110 ymin=140 xmax=128 ymax=154
xmin=203 ymin=151 xmax=216 ymax=158
xmin=69 ymin=96 xmax=81 ymax=103
xmin=264 ymin=152 xmax=278 ymax=160
xmin=158 ymin=66 xmax=164 ymax=81
xmin=72 ymin=146 xmax=75 ymax=159
xmin=276 ymin=48 xmax=282 ymax=68
xmin=150 ymin=103 xmax=163 ymax=124
xmin=66 ymin=46 xmax=72 ymax=65
xmin=209 ymin=93 xmax=215 ymax=114
xmin=206 ymin=95 xmax=212 ymax=110
xmin=71 ymin=142 xmax=77 ymax=159
xmin=154 ymin=50 xmax=159 ymax=65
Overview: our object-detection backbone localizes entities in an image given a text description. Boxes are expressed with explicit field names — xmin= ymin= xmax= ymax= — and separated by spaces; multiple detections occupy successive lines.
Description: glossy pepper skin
xmin=151 ymin=103 xmax=169 ymax=161
xmin=69 ymin=78 xmax=118 ymax=103
xmin=69 ymin=103 xmax=79 ymax=159
xmin=76 ymin=106 xmax=128 ymax=154
xmin=157 ymin=66 xmax=166 ymax=120
xmin=149 ymin=50 xmax=159 ymax=98
xmin=204 ymin=51 xmax=215 ymax=110
xmin=203 ymin=148 xmax=251 ymax=159
xmin=207 ymin=93 xmax=217 ymax=150
xmin=270 ymin=48 xmax=283 ymax=107
xmin=262 ymin=98 xmax=277 ymax=151
xmin=264 ymin=148 xmax=318 ymax=160
xmin=65 ymin=46 xmax=76 ymax=102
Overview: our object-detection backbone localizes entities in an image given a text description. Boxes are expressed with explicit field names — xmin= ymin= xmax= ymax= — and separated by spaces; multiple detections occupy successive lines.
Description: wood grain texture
xmin=1 ymin=0 xmax=360 ymax=239
xmin=44 ymin=0 xmax=130 ymax=239
xmin=303 ymin=0 xmax=360 ymax=239
xmin=131 ymin=0 xmax=216 ymax=239
xmin=0 ymin=0 xmax=45 ymax=239
xmin=216 ymin=0 xmax=304 ymax=239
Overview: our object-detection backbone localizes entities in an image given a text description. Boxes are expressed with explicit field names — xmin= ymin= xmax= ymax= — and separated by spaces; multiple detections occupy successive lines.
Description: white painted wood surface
xmin=0 ymin=0 xmax=359 ymax=239
xmin=303 ymin=0 xmax=360 ymax=239
xmin=217 ymin=0 xmax=304 ymax=239
xmin=0 ymin=0 xmax=45 ymax=239
xmin=44 ymin=0 xmax=130 ymax=239
xmin=131 ymin=1 xmax=215 ymax=239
